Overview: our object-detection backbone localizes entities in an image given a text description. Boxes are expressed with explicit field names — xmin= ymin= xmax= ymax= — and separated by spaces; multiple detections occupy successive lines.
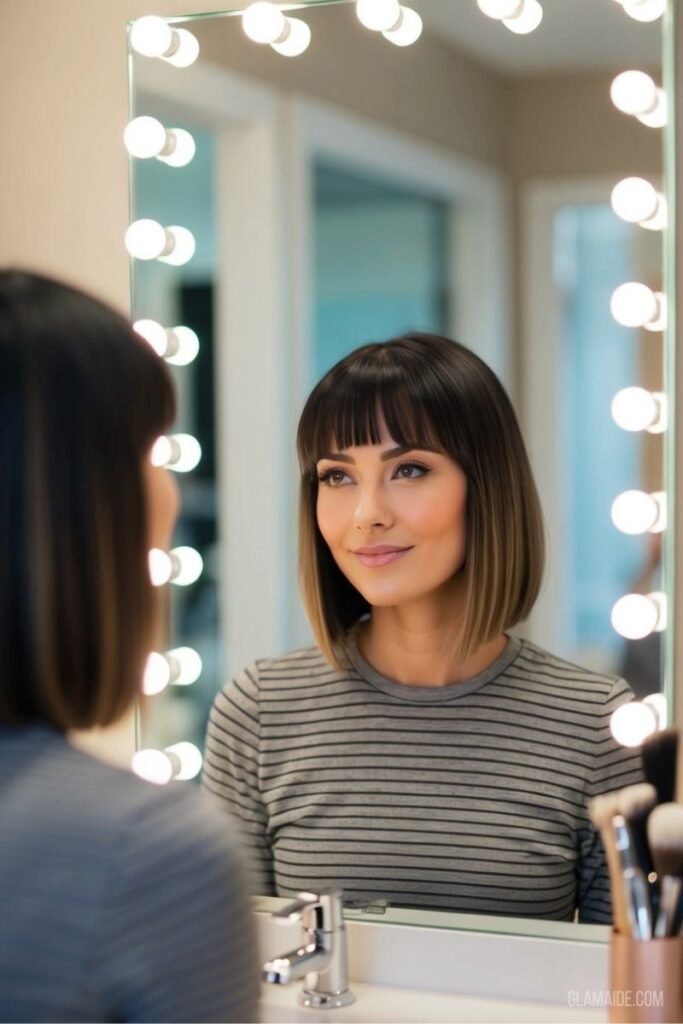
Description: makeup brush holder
xmin=609 ymin=932 xmax=683 ymax=1023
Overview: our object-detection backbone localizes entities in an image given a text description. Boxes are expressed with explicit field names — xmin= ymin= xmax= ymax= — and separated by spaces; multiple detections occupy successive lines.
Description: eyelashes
xmin=317 ymin=462 xmax=430 ymax=487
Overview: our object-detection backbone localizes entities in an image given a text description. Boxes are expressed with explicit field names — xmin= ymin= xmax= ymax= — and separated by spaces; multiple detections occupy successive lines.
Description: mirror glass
xmin=128 ymin=0 xmax=667 ymax=932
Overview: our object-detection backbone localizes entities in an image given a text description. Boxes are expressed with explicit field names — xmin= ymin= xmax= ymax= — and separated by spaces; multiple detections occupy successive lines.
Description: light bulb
xmin=383 ymin=6 xmax=423 ymax=45
xmin=166 ymin=646 xmax=203 ymax=686
xmin=164 ymin=741 xmax=203 ymax=781
xmin=476 ymin=0 xmax=524 ymax=17
xmin=504 ymin=0 xmax=543 ymax=34
xmin=611 ymin=490 xmax=659 ymax=535
xmin=610 ymin=177 xmax=659 ymax=223
xmin=610 ymin=70 xmax=658 ymax=116
xmin=610 ymin=282 xmax=659 ymax=328
xmin=129 ymin=16 xmax=174 ymax=58
xmin=622 ymin=0 xmax=666 ymax=21
xmin=611 ymin=387 xmax=663 ymax=432
xmin=132 ymin=748 xmax=173 ymax=784
xmin=644 ymin=292 xmax=667 ymax=333
xmin=124 ymin=116 xmax=167 ymax=159
xmin=643 ymin=693 xmax=667 ymax=729
xmin=158 ymin=226 xmax=195 ymax=266
xmin=636 ymin=90 xmax=667 ymax=128
xmin=157 ymin=128 xmax=196 ymax=168
xmin=611 ymin=593 xmax=659 ymax=640
xmin=162 ymin=27 xmax=199 ymax=67
xmin=125 ymin=219 xmax=168 ymax=260
xmin=648 ymin=591 xmax=667 ymax=631
xmin=169 ymin=546 xmax=203 ymax=586
xmin=639 ymin=195 xmax=667 ymax=231
xmin=242 ymin=1 xmax=288 ymax=43
xmin=154 ymin=433 xmax=202 ymax=473
xmin=134 ymin=318 xmax=168 ymax=356
xmin=610 ymin=702 xmax=657 ymax=747
xmin=143 ymin=652 xmax=172 ymax=696
xmin=149 ymin=548 xmax=173 ymax=586
xmin=271 ymin=17 xmax=311 ymax=56
xmin=165 ymin=326 xmax=200 ymax=366
xmin=356 ymin=0 xmax=402 ymax=32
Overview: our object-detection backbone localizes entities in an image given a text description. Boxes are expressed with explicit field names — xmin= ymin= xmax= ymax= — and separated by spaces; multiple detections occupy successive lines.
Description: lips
xmin=353 ymin=546 xmax=412 ymax=568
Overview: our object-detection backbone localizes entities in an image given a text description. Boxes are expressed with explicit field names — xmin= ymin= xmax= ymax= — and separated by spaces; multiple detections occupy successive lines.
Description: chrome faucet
xmin=262 ymin=889 xmax=356 ymax=1008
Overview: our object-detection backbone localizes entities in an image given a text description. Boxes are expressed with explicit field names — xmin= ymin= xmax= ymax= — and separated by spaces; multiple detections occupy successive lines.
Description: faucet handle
xmin=273 ymin=889 xmax=345 ymax=933
xmin=273 ymin=891 xmax=321 ymax=922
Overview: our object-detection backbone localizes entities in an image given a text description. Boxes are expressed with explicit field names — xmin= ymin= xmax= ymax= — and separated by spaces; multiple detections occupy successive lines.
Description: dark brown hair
xmin=296 ymin=333 xmax=545 ymax=670
xmin=0 ymin=270 xmax=175 ymax=729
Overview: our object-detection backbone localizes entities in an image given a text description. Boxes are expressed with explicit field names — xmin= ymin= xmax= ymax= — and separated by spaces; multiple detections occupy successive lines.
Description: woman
xmin=0 ymin=270 xmax=258 ymax=1023
xmin=203 ymin=332 xmax=642 ymax=923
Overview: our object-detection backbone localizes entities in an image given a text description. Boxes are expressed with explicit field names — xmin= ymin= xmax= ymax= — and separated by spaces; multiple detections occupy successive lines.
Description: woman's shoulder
xmin=219 ymin=643 xmax=341 ymax=699
xmin=511 ymin=637 xmax=633 ymax=704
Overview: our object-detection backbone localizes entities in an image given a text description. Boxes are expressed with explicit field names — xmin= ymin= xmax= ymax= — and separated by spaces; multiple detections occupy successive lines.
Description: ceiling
xmin=402 ymin=0 xmax=662 ymax=76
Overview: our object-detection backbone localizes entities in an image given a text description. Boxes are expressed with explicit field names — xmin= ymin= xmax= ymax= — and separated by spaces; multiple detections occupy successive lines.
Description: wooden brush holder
xmin=609 ymin=931 xmax=683 ymax=1023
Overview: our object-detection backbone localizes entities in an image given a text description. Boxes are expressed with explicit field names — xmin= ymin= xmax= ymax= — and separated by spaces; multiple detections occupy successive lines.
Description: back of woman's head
xmin=0 ymin=270 xmax=175 ymax=729
xmin=297 ymin=332 xmax=546 ymax=669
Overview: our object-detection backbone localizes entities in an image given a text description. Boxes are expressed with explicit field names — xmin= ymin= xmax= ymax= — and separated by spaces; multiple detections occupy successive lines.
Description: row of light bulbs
xmin=606 ymin=8 xmax=667 ymax=751
xmin=476 ymin=0 xmax=543 ymax=36
xmin=241 ymin=1 xmax=423 ymax=53
xmin=127 ymin=18 xmax=207 ymax=785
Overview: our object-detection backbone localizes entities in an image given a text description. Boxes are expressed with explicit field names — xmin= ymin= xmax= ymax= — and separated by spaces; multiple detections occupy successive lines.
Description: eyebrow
xmin=317 ymin=445 xmax=440 ymax=464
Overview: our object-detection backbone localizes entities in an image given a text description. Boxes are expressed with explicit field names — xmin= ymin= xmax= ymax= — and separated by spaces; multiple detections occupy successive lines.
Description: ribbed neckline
xmin=342 ymin=622 xmax=524 ymax=703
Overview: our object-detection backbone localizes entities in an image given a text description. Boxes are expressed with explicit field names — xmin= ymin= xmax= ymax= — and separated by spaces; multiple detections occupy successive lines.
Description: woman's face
xmin=144 ymin=457 xmax=180 ymax=552
xmin=316 ymin=417 xmax=468 ymax=607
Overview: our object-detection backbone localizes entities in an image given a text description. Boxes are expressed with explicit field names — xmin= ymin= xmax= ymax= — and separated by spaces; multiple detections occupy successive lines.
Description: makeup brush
xmin=613 ymin=813 xmax=653 ymax=940
xmin=616 ymin=783 xmax=658 ymax=882
xmin=589 ymin=792 xmax=629 ymax=935
xmin=647 ymin=803 xmax=683 ymax=938
xmin=642 ymin=727 xmax=677 ymax=805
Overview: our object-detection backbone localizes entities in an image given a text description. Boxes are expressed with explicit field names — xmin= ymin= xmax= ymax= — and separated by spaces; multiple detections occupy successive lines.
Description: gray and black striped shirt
xmin=203 ymin=632 xmax=642 ymax=923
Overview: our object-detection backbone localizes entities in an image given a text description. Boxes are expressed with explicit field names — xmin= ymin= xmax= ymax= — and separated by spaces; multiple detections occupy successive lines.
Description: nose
xmin=353 ymin=480 xmax=393 ymax=532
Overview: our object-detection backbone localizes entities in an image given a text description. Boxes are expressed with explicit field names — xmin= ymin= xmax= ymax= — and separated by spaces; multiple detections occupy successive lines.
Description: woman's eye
xmin=318 ymin=468 xmax=348 ymax=486
xmin=395 ymin=462 xmax=429 ymax=479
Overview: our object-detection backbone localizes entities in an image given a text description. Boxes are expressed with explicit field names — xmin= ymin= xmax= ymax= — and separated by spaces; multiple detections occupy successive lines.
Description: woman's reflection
xmin=203 ymin=332 xmax=642 ymax=921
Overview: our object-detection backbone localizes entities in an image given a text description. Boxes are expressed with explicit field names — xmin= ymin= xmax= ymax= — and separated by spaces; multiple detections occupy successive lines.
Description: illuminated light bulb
xmin=149 ymin=548 xmax=173 ymax=586
xmin=134 ymin=318 xmax=168 ymax=356
xmin=649 ymin=492 xmax=667 ymax=532
xmin=125 ymin=219 xmax=168 ymax=260
xmin=129 ymin=15 xmax=174 ymax=58
xmin=157 ymin=226 xmax=195 ymax=266
xmin=636 ymin=89 xmax=667 ymax=128
xmin=242 ymin=1 xmax=288 ymax=43
xmin=383 ymin=6 xmax=423 ymax=45
xmin=356 ymin=0 xmax=403 ymax=32
xmin=611 ymin=387 xmax=665 ymax=433
xmin=643 ymin=693 xmax=667 ymax=729
xmin=610 ymin=701 xmax=658 ymax=748
xmin=169 ymin=546 xmax=203 ymax=586
xmin=164 ymin=741 xmax=203 ymax=781
xmin=622 ymin=0 xmax=666 ymax=21
xmin=648 ymin=591 xmax=667 ymax=631
xmin=643 ymin=292 xmax=667 ymax=333
xmin=477 ymin=0 xmax=524 ymax=17
xmin=611 ymin=593 xmax=660 ymax=639
xmin=610 ymin=282 xmax=659 ymax=328
xmin=124 ymin=116 xmax=167 ymax=159
xmin=165 ymin=326 xmax=200 ymax=366
xmin=156 ymin=128 xmax=196 ymax=168
xmin=639 ymin=195 xmax=667 ymax=231
xmin=143 ymin=652 xmax=172 ymax=696
xmin=132 ymin=748 xmax=173 ymax=784
xmin=610 ymin=70 xmax=658 ymax=116
xmin=162 ymin=28 xmax=200 ymax=67
xmin=166 ymin=646 xmax=203 ymax=686
xmin=152 ymin=433 xmax=202 ymax=473
xmin=271 ymin=17 xmax=311 ymax=56
xmin=611 ymin=490 xmax=660 ymax=535
xmin=610 ymin=177 xmax=659 ymax=223
xmin=503 ymin=0 xmax=543 ymax=34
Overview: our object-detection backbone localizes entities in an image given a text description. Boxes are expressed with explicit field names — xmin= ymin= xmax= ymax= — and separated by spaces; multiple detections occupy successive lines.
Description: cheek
xmin=146 ymin=465 xmax=180 ymax=551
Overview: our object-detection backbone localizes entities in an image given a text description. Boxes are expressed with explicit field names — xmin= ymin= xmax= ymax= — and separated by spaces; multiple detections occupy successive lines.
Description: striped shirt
xmin=203 ymin=630 xmax=643 ymax=924
xmin=0 ymin=724 xmax=259 ymax=1023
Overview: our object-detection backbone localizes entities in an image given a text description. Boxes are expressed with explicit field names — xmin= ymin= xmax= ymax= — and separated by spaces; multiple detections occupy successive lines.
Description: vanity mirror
xmin=127 ymin=0 xmax=673 ymax=933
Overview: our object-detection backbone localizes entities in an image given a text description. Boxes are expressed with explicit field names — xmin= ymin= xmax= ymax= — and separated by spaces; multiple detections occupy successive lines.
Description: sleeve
xmin=576 ymin=677 xmax=644 ymax=924
xmin=91 ymin=789 xmax=260 ymax=1023
xmin=202 ymin=662 xmax=275 ymax=895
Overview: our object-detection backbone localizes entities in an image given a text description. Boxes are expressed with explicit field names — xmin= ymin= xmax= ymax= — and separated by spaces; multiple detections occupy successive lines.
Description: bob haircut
xmin=0 ymin=270 xmax=175 ymax=730
xmin=297 ymin=332 xmax=545 ymax=672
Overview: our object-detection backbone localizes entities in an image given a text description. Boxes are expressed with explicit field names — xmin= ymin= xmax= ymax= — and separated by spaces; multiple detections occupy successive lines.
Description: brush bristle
xmin=642 ymin=727 xmax=677 ymax=804
xmin=647 ymin=803 xmax=683 ymax=878
xmin=616 ymin=783 xmax=657 ymax=820
xmin=588 ymin=791 xmax=620 ymax=831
